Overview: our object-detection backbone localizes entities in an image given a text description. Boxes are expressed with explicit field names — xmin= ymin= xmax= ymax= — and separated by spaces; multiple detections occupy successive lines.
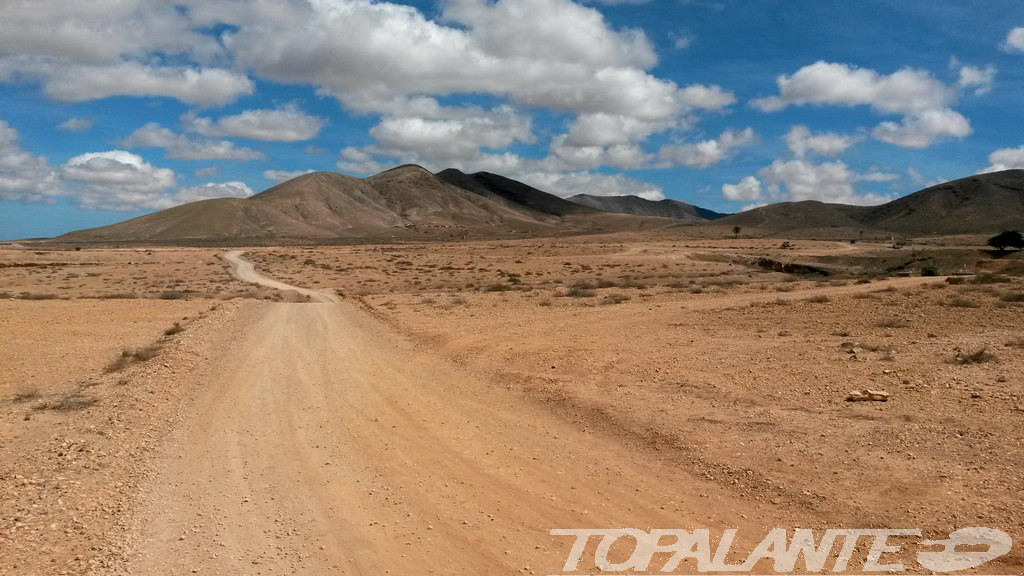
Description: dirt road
xmin=222 ymin=250 xmax=340 ymax=303
xmin=126 ymin=253 xmax=778 ymax=574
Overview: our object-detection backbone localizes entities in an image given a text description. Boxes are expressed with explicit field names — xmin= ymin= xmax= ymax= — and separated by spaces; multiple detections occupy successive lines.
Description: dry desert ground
xmin=1 ymin=233 xmax=1023 ymax=574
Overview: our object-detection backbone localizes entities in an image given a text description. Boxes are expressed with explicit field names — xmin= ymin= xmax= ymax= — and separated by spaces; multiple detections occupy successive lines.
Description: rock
xmin=846 ymin=389 xmax=890 ymax=402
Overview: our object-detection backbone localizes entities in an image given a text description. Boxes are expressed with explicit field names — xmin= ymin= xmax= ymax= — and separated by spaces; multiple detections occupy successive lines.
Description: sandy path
xmin=126 ymin=254 xmax=778 ymax=574
xmin=222 ymin=249 xmax=340 ymax=303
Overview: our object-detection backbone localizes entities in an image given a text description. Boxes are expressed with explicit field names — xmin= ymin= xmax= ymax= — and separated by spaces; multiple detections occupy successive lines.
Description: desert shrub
xmin=565 ymin=286 xmax=595 ymax=298
xmin=18 ymin=292 xmax=60 ymax=300
xmin=999 ymin=291 xmax=1024 ymax=303
xmin=805 ymin=294 xmax=830 ymax=303
xmin=921 ymin=265 xmax=939 ymax=277
xmin=601 ymin=293 xmax=631 ymax=305
xmin=594 ymin=278 xmax=618 ymax=288
xmin=34 ymin=391 xmax=98 ymax=412
xmin=970 ymin=273 xmax=1011 ymax=285
xmin=954 ymin=347 xmax=996 ymax=365
xmin=105 ymin=344 xmax=163 ymax=373
xmin=948 ymin=297 xmax=980 ymax=308
xmin=483 ymin=283 xmax=511 ymax=292
xmin=159 ymin=291 xmax=188 ymax=300
xmin=12 ymin=387 xmax=41 ymax=403
xmin=164 ymin=322 xmax=184 ymax=336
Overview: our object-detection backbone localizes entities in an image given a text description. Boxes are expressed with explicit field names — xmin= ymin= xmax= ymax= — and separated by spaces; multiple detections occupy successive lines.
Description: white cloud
xmin=338 ymin=147 xmax=389 ymax=175
xmin=784 ymin=125 xmax=859 ymax=158
xmin=57 ymin=117 xmax=93 ymax=133
xmin=195 ymin=166 xmax=219 ymax=178
xmin=214 ymin=0 xmax=733 ymax=165
xmin=984 ymin=146 xmax=1024 ymax=173
xmin=120 ymin=123 xmax=265 ymax=161
xmin=755 ymin=159 xmax=891 ymax=205
xmin=1005 ymin=27 xmax=1024 ymax=52
xmin=872 ymin=108 xmax=971 ymax=148
xmin=0 ymin=2 xmax=251 ymax=105
xmin=673 ymin=34 xmax=693 ymax=49
xmin=264 ymin=169 xmax=315 ymax=183
xmin=721 ymin=176 xmax=762 ymax=201
xmin=370 ymin=106 xmax=534 ymax=161
xmin=172 ymin=181 xmax=253 ymax=204
xmin=752 ymin=61 xmax=971 ymax=148
xmin=0 ymin=119 xmax=63 ymax=202
xmin=519 ymin=170 xmax=664 ymax=200
xmin=659 ymin=127 xmax=754 ymax=168
xmin=0 ymin=59 xmax=253 ymax=106
xmin=184 ymin=105 xmax=326 ymax=142
xmin=61 ymin=150 xmax=177 ymax=210
xmin=957 ymin=64 xmax=996 ymax=95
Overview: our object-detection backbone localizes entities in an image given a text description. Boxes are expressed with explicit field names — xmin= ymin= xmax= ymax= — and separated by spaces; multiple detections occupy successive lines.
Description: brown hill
xmin=567 ymin=193 xmax=729 ymax=221
xmin=58 ymin=166 xmax=677 ymax=243
xmin=717 ymin=170 xmax=1024 ymax=236
xmin=436 ymin=169 xmax=598 ymax=217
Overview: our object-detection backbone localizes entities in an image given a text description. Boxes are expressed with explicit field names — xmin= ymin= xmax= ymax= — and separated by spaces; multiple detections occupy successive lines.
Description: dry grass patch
xmin=105 ymin=343 xmax=163 ymax=373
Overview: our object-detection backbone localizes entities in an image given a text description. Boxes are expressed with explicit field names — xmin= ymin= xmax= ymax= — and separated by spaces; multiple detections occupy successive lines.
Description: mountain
xmin=859 ymin=169 xmax=1024 ymax=234
xmin=436 ymin=169 xmax=598 ymax=217
xmin=566 ymin=193 xmax=729 ymax=221
xmin=58 ymin=165 xmax=675 ymax=243
xmin=717 ymin=170 xmax=1024 ymax=236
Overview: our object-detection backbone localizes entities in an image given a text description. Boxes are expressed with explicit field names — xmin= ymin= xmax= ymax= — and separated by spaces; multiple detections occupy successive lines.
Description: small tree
xmin=988 ymin=230 xmax=1024 ymax=252
xmin=733 ymin=226 xmax=742 ymax=238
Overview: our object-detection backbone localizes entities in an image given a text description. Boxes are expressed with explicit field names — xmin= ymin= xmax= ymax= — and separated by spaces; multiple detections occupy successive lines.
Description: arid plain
xmin=2 ymin=231 xmax=1023 ymax=575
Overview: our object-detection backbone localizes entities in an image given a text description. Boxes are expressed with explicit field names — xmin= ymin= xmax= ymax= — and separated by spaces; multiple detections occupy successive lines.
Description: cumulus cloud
xmin=172 ymin=181 xmax=253 ymax=204
xmin=184 ymin=105 xmax=326 ymax=142
xmin=784 ymin=125 xmax=859 ymax=158
xmin=1 ymin=0 xmax=744 ymax=200
xmin=61 ymin=150 xmax=177 ymax=210
xmin=1005 ymin=27 xmax=1024 ymax=52
xmin=721 ymin=176 xmax=761 ymax=201
xmin=60 ymin=150 xmax=255 ymax=210
xmin=264 ymin=169 xmax=315 ymax=183
xmin=984 ymin=146 xmax=1024 ymax=173
xmin=872 ymin=108 xmax=971 ymax=148
xmin=957 ymin=64 xmax=996 ymax=95
xmin=757 ymin=159 xmax=891 ymax=205
xmin=0 ymin=2 xmax=251 ymax=105
xmin=752 ymin=61 xmax=972 ymax=148
xmin=518 ymin=170 xmax=664 ymax=200
xmin=722 ymin=159 xmax=892 ymax=206
xmin=120 ymin=123 xmax=264 ymax=161
xmin=57 ymin=117 xmax=93 ymax=133
xmin=0 ymin=120 xmax=63 ymax=202
xmin=658 ymin=127 xmax=755 ymax=168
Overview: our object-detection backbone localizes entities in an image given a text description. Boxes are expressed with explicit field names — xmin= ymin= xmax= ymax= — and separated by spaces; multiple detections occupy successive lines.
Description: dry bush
xmin=18 ymin=292 xmax=60 ymax=300
xmin=105 ymin=344 xmax=163 ymax=373
xmin=954 ymin=347 xmax=996 ymax=365
xmin=805 ymin=294 xmax=831 ymax=303
xmin=970 ymin=273 xmax=1011 ymax=285
xmin=12 ymin=387 xmax=41 ymax=403
xmin=999 ymin=291 xmax=1024 ymax=303
xmin=601 ymin=293 xmax=631 ymax=305
xmin=34 ymin=391 xmax=98 ymax=412
xmin=565 ymin=286 xmax=596 ymax=298
xmin=164 ymin=322 xmax=184 ymax=336
xmin=947 ymin=297 xmax=980 ymax=308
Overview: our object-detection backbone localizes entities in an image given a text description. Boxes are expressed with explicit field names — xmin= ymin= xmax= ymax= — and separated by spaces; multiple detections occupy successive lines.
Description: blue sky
xmin=1 ymin=0 xmax=1023 ymax=239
